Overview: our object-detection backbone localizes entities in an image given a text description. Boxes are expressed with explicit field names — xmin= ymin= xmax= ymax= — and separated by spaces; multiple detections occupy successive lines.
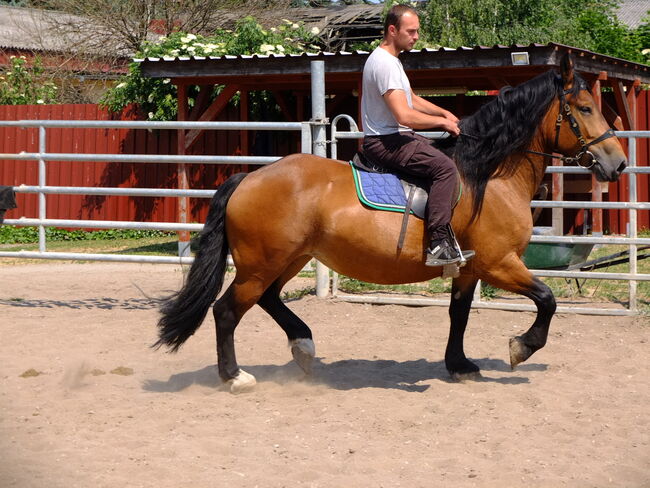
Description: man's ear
xmin=560 ymin=53 xmax=575 ymax=91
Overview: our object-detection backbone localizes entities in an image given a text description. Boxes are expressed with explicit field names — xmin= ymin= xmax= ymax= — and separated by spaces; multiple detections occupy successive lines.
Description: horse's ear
xmin=560 ymin=53 xmax=575 ymax=90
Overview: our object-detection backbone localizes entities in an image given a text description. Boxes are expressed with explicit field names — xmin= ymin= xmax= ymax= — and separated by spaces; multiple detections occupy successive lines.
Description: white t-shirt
xmin=361 ymin=47 xmax=413 ymax=136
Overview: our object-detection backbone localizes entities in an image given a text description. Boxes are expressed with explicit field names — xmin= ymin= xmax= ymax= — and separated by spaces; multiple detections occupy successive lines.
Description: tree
xmin=0 ymin=55 xmax=58 ymax=105
xmin=101 ymin=16 xmax=321 ymax=120
xmin=27 ymin=0 xmax=294 ymax=56
xmin=419 ymin=0 xmax=648 ymax=63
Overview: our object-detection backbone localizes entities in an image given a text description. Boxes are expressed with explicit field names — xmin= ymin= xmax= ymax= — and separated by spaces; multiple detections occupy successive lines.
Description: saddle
xmin=350 ymin=152 xmax=429 ymax=219
xmin=350 ymin=150 xmax=467 ymax=277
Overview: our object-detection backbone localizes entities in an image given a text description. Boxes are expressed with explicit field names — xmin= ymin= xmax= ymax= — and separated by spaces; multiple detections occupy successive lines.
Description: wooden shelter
xmin=137 ymin=42 xmax=650 ymax=234
xmin=138 ymin=42 xmax=648 ymax=130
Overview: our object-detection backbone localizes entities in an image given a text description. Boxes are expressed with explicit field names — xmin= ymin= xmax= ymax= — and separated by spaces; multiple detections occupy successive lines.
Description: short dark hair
xmin=383 ymin=4 xmax=418 ymax=35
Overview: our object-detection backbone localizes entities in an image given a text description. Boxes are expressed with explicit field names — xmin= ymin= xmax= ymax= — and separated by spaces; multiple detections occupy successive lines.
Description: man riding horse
xmin=361 ymin=4 xmax=474 ymax=266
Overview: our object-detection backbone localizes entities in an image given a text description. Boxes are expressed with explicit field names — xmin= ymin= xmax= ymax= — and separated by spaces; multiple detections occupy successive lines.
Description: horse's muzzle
xmin=594 ymin=158 xmax=627 ymax=182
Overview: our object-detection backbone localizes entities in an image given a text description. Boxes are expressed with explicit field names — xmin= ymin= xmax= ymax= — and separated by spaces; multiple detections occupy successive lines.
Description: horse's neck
xmin=508 ymin=135 xmax=550 ymax=201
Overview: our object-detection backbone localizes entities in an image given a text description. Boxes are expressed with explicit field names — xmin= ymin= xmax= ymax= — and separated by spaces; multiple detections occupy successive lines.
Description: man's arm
xmin=384 ymin=89 xmax=460 ymax=135
xmin=411 ymin=92 xmax=459 ymax=123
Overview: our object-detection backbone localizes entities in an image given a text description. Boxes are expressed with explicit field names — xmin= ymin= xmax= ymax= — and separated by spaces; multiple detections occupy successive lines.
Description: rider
xmin=361 ymin=4 xmax=474 ymax=266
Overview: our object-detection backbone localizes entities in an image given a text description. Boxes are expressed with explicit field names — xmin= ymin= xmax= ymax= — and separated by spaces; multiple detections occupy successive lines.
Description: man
xmin=361 ymin=4 xmax=473 ymax=266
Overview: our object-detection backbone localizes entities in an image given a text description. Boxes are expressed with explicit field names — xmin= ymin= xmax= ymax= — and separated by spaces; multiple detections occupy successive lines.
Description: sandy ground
xmin=0 ymin=262 xmax=648 ymax=488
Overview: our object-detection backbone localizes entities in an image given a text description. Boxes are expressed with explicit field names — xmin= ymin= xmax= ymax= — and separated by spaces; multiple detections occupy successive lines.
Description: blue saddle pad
xmin=350 ymin=162 xmax=418 ymax=216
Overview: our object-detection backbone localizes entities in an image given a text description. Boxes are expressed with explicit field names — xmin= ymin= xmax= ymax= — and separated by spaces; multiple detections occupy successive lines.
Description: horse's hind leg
xmin=257 ymin=256 xmax=315 ymax=375
xmin=446 ymin=275 xmax=481 ymax=380
xmin=213 ymin=276 xmax=268 ymax=394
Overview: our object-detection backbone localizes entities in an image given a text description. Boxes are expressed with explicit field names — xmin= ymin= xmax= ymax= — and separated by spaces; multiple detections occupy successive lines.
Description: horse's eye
xmin=579 ymin=106 xmax=592 ymax=114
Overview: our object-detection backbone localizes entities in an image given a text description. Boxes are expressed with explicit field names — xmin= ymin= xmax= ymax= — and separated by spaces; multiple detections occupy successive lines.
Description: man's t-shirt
xmin=361 ymin=47 xmax=413 ymax=136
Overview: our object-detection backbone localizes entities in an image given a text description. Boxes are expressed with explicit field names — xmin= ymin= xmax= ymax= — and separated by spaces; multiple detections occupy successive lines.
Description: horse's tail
xmin=154 ymin=173 xmax=248 ymax=352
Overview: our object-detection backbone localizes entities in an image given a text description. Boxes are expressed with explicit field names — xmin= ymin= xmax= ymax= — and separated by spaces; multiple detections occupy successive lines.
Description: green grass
xmin=1 ymin=226 xmax=647 ymax=310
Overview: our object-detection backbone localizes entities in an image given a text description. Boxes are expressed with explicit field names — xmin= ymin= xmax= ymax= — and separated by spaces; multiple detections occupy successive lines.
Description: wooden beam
xmin=185 ymin=83 xmax=240 ymax=151
xmin=271 ymin=91 xmax=296 ymax=122
xmin=240 ymin=89 xmax=249 ymax=156
xmin=176 ymin=83 xmax=190 ymax=244
xmin=626 ymin=79 xmax=640 ymax=131
xmin=326 ymin=93 xmax=352 ymax=118
xmin=613 ymin=81 xmax=634 ymax=130
xmin=590 ymin=75 xmax=604 ymax=234
xmin=188 ymin=85 xmax=213 ymax=121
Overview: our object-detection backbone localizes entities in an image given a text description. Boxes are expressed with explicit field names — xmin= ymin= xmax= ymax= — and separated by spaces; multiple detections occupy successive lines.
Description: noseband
xmin=525 ymin=87 xmax=616 ymax=168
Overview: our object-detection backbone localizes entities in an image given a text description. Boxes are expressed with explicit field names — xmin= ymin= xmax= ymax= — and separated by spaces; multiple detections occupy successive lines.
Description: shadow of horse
xmin=143 ymin=357 xmax=547 ymax=393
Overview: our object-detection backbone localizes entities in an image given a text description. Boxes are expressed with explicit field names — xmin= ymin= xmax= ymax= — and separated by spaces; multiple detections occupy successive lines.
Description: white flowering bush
xmin=101 ymin=16 xmax=321 ymax=120
xmin=0 ymin=56 xmax=58 ymax=105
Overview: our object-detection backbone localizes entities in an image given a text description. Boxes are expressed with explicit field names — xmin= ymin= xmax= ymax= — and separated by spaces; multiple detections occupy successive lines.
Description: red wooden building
xmin=1 ymin=43 xmax=648 ymax=233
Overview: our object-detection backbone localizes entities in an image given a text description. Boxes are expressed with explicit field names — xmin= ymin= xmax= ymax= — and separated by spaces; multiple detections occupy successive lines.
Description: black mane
xmin=455 ymin=69 xmax=584 ymax=219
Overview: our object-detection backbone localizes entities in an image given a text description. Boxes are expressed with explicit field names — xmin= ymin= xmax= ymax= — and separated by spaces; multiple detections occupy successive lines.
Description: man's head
xmin=383 ymin=5 xmax=419 ymax=52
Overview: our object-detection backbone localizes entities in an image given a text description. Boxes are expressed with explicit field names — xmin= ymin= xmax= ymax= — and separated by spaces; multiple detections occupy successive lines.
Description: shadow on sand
xmin=143 ymin=356 xmax=546 ymax=393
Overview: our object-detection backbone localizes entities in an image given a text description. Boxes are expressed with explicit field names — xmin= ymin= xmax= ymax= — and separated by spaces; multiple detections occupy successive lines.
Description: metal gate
xmin=328 ymin=114 xmax=650 ymax=316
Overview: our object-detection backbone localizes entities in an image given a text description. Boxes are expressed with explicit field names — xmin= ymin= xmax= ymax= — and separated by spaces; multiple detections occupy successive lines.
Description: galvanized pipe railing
xmin=0 ymin=119 xmax=313 ymax=264
xmin=329 ymin=116 xmax=649 ymax=316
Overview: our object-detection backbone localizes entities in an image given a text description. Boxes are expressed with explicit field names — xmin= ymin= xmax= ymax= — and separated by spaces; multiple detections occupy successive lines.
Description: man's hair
xmin=383 ymin=4 xmax=418 ymax=36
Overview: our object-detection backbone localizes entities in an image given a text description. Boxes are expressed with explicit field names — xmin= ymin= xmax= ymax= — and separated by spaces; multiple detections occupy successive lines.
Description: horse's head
xmin=553 ymin=54 xmax=627 ymax=182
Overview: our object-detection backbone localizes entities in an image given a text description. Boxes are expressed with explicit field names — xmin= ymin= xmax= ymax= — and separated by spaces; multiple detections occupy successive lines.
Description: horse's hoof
xmin=446 ymin=358 xmax=481 ymax=382
xmin=509 ymin=336 xmax=532 ymax=369
xmin=227 ymin=369 xmax=256 ymax=394
xmin=290 ymin=338 xmax=315 ymax=375
xmin=450 ymin=370 xmax=483 ymax=382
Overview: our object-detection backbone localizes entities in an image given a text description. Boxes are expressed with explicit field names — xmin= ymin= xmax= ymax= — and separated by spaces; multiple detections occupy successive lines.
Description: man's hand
xmin=442 ymin=119 xmax=460 ymax=137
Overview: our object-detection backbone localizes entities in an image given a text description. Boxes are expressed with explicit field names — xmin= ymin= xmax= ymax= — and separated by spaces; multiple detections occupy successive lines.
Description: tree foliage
xmin=0 ymin=56 xmax=58 ymax=105
xmin=419 ymin=0 xmax=649 ymax=63
xmin=100 ymin=16 xmax=321 ymax=120
xmin=27 ymin=0 xmax=293 ymax=55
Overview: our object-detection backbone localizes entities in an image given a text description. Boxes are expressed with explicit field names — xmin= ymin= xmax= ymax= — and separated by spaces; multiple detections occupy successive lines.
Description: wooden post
xmin=240 ymin=89 xmax=249 ymax=156
xmin=590 ymin=72 xmax=607 ymax=235
xmin=176 ymin=83 xmax=191 ymax=257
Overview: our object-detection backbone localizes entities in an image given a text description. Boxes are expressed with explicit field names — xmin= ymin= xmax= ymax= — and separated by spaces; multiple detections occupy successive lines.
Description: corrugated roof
xmin=616 ymin=0 xmax=650 ymax=29
xmin=0 ymin=5 xmax=133 ymax=56
xmin=135 ymin=42 xmax=650 ymax=89
xmin=133 ymin=42 xmax=646 ymax=69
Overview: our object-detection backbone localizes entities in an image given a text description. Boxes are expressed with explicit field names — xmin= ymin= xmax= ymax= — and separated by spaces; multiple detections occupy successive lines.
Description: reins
xmin=460 ymin=87 xmax=616 ymax=168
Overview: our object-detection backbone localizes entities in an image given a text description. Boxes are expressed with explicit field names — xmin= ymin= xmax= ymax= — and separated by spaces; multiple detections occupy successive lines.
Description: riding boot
xmin=425 ymin=225 xmax=475 ymax=267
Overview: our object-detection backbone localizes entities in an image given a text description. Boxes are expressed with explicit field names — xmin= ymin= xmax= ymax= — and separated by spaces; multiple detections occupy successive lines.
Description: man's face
xmin=393 ymin=12 xmax=419 ymax=52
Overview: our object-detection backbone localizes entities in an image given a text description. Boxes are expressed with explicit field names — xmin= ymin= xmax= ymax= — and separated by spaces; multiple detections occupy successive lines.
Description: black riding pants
xmin=362 ymin=131 xmax=458 ymax=241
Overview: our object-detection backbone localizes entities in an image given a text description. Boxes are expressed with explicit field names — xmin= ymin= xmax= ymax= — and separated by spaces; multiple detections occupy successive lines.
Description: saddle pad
xmin=350 ymin=162 xmax=423 ymax=218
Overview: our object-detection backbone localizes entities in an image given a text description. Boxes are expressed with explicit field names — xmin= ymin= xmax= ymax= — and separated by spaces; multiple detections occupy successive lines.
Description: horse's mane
xmin=455 ymin=69 xmax=584 ymax=219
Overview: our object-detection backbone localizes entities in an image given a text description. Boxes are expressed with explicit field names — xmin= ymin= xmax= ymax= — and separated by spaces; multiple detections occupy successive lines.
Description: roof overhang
xmin=137 ymin=43 xmax=650 ymax=92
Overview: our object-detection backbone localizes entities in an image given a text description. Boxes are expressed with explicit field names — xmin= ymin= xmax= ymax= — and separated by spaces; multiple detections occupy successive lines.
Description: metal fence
xmin=0 ymin=119 xmax=312 ymax=265
xmin=1 ymin=114 xmax=649 ymax=315
xmin=330 ymin=114 xmax=650 ymax=316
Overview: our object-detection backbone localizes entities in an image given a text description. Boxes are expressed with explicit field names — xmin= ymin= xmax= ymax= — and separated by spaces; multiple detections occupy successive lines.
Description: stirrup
xmin=446 ymin=224 xmax=475 ymax=267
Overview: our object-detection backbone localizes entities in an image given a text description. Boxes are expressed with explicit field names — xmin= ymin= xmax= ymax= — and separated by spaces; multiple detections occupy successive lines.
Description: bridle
xmin=461 ymin=86 xmax=617 ymax=168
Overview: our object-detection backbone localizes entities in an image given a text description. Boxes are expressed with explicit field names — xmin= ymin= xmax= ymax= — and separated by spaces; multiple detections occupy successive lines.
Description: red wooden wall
xmin=0 ymin=93 xmax=647 ymax=232
xmin=606 ymin=90 xmax=650 ymax=234
xmin=0 ymin=103 xmax=298 ymax=226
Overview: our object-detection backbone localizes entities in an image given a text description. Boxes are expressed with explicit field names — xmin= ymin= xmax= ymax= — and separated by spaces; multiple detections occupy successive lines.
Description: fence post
xmin=38 ymin=125 xmax=47 ymax=253
xmin=177 ymin=84 xmax=191 ymax=257
xmin=311 ymin=60 xmax=330 ymax=298
xmin=628 ymin=136 xmax=638 ymax=312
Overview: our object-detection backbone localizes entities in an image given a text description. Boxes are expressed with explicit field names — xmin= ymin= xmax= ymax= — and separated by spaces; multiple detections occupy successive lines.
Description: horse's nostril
xmin=617 ymin=160 xmax=627 ymax=174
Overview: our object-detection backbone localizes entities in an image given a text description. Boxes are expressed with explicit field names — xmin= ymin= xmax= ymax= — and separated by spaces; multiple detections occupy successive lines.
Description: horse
xmin=155 ymin=54 xmax=627 ymax=393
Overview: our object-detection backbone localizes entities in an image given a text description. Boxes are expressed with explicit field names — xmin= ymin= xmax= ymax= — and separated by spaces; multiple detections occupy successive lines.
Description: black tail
xmin=154 ymin=173 xmax=248 ymax=352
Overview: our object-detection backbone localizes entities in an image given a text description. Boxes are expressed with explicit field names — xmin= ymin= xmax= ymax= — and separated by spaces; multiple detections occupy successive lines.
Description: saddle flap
xmin=350 ymin=156 xmax=428 ymax=219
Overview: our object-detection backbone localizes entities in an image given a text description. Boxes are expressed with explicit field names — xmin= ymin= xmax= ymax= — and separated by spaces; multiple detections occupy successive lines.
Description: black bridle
xmin=461 ymin=88 xmax=616 ymax=168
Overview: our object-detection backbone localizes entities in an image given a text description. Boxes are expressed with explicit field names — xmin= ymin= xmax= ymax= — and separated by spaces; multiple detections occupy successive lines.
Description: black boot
xmin=425 ymin=237 xmax=461 ymax=266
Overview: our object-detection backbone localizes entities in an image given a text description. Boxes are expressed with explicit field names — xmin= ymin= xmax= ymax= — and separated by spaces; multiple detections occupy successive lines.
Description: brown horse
xmin=155 ymin=55 xmax=627 ymax=393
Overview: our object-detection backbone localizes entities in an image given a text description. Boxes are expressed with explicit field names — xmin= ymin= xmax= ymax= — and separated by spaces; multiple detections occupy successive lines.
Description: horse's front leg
xmin=446 ymin=275 xmax=480 ymax=380
xmin=508 ymin=276 xmax=556 ymax=368
xmin=484 ymin=256 xmax=557 ymax=368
